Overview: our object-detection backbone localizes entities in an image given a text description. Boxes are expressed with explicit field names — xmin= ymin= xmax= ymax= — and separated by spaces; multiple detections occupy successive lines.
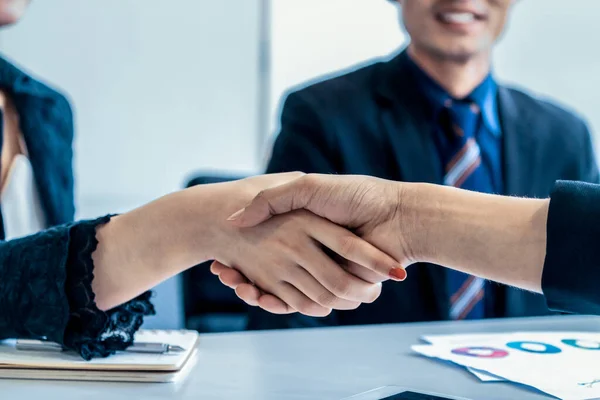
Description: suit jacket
xmin=0 ymin=55 xmax=75 ymax=227
xmin=247 ymin=50 xmax=600 ymax=330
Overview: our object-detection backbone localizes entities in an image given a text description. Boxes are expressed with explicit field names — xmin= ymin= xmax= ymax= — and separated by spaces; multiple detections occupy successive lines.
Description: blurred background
xmin=1 ymin=0 xmax=598 ymax=329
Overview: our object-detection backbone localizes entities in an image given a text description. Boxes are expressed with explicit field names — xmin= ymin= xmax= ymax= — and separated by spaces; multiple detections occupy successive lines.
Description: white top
xmin=1 ymin=154 xmax=46 ymax=240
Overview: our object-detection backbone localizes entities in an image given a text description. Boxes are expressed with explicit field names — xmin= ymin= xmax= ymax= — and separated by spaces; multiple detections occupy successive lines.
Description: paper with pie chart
xmin=422 ymin=333 xmax=506 ymax=382
xmin=413 ymin=331 xmax=600 ymax=400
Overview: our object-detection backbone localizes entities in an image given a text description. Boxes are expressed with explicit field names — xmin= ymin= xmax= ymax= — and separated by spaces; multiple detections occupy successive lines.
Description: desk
xmin=3 ymin=315 xmax=600 ymax=400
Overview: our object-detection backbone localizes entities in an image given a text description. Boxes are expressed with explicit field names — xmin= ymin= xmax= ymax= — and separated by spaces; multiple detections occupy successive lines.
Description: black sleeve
xmin=542 ymin=180 xmax=600 ymax=314
xmin=0 ymin=216 xmax=154 ymax=360
xmin=0 ymin=223 xmax=73 ymax=343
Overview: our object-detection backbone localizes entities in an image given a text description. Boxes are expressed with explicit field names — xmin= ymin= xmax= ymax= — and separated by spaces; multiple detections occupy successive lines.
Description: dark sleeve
xmin=266 ymin=91 xmax=338 ymax=174
xmin=0 ymin=216 xmax=154 ymax=360
xmin=542 ymin=181 xmax=600 ymax=314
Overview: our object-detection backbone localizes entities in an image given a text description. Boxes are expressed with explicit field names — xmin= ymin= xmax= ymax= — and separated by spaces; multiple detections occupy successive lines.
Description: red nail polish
xmin=389 ymin=268 xmax=407 ymax=281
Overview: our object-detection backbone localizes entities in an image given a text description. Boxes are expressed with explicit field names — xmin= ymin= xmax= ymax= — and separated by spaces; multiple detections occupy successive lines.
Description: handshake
xmin=207 ymin=173 xmax=548 ymax=317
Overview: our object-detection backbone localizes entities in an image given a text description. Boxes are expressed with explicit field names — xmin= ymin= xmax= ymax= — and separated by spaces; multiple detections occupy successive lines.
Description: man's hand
xmin=212 ymin=174 xmax=420 ymax=312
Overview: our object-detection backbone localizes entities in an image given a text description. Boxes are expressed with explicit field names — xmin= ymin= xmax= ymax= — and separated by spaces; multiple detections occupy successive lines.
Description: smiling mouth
xmin=436 ymin=11 xmax=486 ymax=25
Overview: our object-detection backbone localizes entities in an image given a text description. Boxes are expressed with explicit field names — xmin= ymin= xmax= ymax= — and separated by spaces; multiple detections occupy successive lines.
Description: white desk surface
xmin=2 ymin=315 xmax=600 ymax=400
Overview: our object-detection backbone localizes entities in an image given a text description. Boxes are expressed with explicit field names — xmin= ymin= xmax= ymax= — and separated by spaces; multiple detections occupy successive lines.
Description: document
xmin=413 ymin=331 xmax=600 ymax=400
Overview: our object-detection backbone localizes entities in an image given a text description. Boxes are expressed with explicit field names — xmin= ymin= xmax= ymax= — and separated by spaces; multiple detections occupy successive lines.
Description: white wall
xmin=268 ymin=0 xmax=600 ymax=157
xmin=494 ymin=0 xmax=600 ymax=146
xmin=0 ymin=0 xmax=263 ymax=218
xmin=266 ymin=0 xmax=404 ymax=160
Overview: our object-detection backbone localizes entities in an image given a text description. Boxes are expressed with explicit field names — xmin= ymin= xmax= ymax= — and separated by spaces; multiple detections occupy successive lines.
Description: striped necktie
xmin=442 ymin=99 xmax=492 ymax=320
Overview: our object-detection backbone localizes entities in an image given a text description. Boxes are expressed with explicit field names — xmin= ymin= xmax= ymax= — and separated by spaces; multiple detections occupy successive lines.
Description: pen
xmin=15 ymin=339 xmax=185 ymax=354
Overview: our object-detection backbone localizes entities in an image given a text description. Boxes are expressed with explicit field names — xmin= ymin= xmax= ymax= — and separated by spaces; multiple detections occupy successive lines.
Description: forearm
xmin=92 ymin=173 xmax=306 ymax=311
xmin=402 ymin=183 xmax=549 ymax=292
xmin=92 ymin=189 xmax=216 ymax=310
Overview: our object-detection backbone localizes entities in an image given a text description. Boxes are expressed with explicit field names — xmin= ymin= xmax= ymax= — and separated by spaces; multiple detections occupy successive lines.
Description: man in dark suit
xmin=248 ymin=0 xmax=600 ymax=329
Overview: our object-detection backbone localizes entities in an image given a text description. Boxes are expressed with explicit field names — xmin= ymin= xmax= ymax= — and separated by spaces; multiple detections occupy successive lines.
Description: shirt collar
xmin=405 ymin=54 xmax=501 ymax=137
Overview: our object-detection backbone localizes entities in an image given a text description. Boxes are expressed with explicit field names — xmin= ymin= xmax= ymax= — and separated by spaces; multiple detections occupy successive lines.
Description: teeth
xmin=441 ymin=12 xmax=476 ymax=24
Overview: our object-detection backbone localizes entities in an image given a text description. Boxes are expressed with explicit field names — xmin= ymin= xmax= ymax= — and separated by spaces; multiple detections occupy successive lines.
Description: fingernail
xmin=389 ymin=267 xmax=407 ymax=282
xmin=227 ymin=208 xmax=245 ymax=221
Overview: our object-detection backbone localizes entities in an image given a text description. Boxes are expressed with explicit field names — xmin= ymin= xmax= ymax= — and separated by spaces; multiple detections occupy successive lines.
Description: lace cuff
xmin=62 ymin=215 xmax=156 ymax=360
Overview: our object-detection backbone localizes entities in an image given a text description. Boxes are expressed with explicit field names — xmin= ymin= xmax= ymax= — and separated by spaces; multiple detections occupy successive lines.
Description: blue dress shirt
xmin=405 ymin=55 xmax=504 ymax=195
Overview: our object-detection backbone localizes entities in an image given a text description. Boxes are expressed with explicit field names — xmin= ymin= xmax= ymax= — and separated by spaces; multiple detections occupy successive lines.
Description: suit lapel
xmin=374 ymin=50 xmax=447 ymax=319
xmin=374 ymin=51 xmax=443 ymax=185
xmin=376 ymin=60 xmax=541 ymax=195
xmin=499 ymin=87 xmax=538 ymax=196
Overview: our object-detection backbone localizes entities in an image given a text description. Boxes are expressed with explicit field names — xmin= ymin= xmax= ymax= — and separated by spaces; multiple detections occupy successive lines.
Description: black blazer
xmin=0 ymin=55 xmax=75 ymax=227
xmin=248 ymin=50 xmax=600 ymax=330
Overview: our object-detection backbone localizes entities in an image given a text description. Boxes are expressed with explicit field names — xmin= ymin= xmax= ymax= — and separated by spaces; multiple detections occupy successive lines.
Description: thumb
xmin=227 ymin=177 xmax=313 ymax=227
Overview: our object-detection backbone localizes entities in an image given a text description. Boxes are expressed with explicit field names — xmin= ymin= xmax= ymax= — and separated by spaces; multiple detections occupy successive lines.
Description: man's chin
xmin=429 ymin=44 xmax=484 ymax=64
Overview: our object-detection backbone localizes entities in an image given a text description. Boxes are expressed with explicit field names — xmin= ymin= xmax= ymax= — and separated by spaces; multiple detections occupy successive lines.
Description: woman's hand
xmin=92 ymin=173 xmax=404 ymax=315
xmin=194 ymin=175 xmax=405 ymax=317
xmin=211 ymin=210 xmax=396 ymax=317
xmin=92 ymin=173 xmax=308 ymax=310
xmin=211 ymin=174 xmax=415 ymax=313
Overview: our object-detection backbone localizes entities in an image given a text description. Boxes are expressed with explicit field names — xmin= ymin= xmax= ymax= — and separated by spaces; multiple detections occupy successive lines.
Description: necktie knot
xmin=443 ymin=99 xmax=480 ymax=139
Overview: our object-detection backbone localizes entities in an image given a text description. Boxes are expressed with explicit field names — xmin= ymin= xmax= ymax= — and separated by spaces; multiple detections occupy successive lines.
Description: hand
xmin=214 ymin=209 xmax=404 ymax=316
xmin=213 ymin=174 xmax=551 ymax=307
xmin=184 ymin=173 xmax=404 ymax=317
xmin=212 ymin=174 xmax=418 ymax=312
xmin=93 ymin=172 xmax=309 ymax=309
xmin=94 ymin=172 xmax=401 ymax=313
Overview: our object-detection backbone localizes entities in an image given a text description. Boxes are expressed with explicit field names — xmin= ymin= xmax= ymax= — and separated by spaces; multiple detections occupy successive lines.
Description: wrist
xmin=90 ymin=179 xmax=261 ymax=310
xmin=392 ymin=182 xmax=440 ymax=265
xmin=162 ymin=186 xmax=233 ymax=266
xmin=112 ymin=189 xmax=219 ymax=275
xmin=176 ymin=182 xmax=258 ymax=262
xmin=397 ymin=182 xmax=549 ymax=291
xmin=91 ymin=192 xmax=205 ymax=310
